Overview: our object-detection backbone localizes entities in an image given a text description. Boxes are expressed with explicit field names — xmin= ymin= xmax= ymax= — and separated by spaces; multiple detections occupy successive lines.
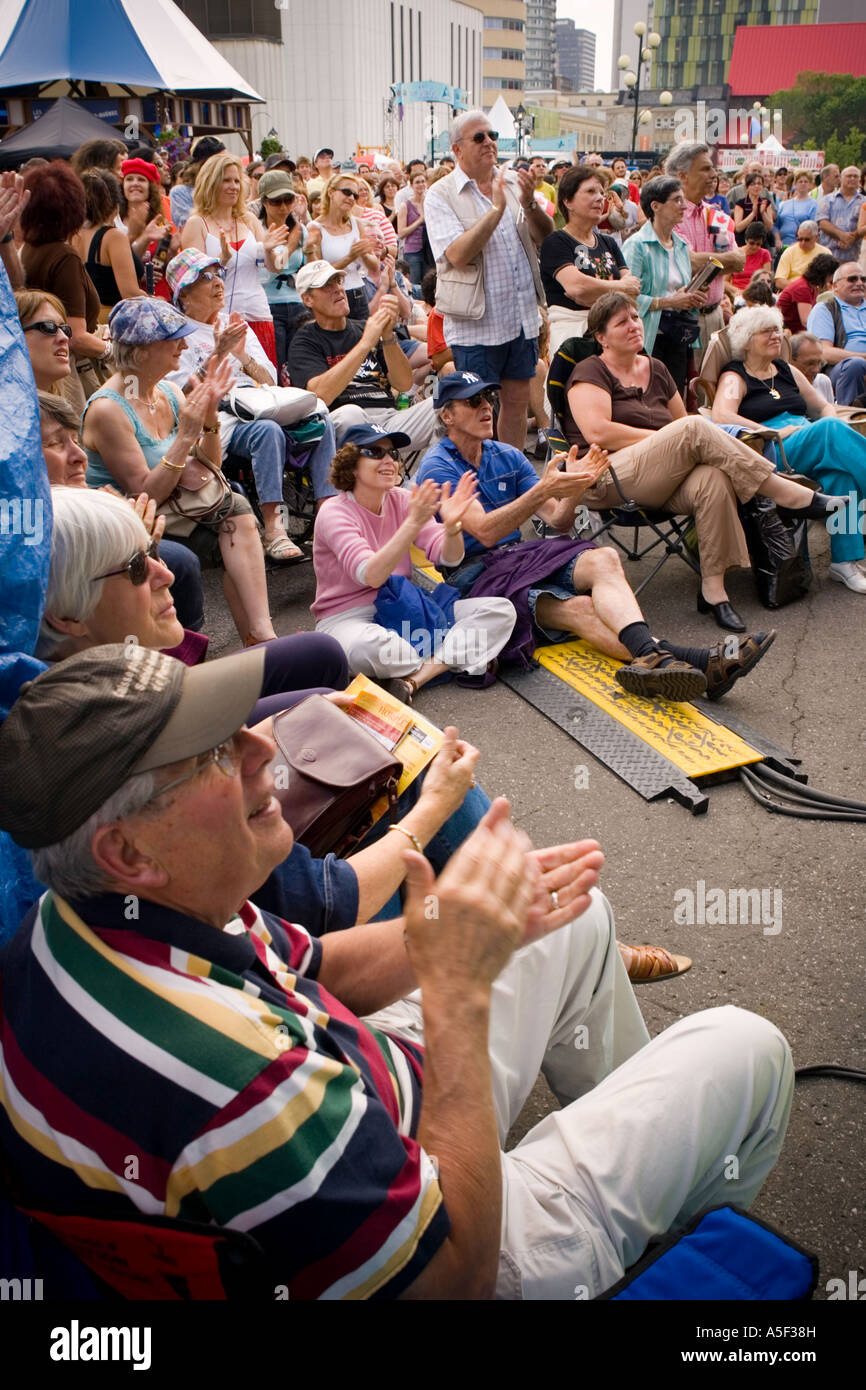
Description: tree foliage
xmin=768 ymin=73 xmax=866 ymax=163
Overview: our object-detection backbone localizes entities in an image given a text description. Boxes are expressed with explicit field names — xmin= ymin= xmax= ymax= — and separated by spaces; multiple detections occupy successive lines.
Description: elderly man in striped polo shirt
xmin=0 ymin=645 xmax=793 ymax=1300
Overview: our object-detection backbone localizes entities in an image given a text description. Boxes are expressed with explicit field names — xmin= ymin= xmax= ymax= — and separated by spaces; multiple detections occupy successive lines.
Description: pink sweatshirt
xmin=312 ymin=489 xmax=447 ymax=621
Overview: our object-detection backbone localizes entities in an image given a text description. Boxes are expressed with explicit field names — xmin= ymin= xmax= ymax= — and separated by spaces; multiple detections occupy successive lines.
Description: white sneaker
xmin=828 ymin=561 xmax=866 ymax=593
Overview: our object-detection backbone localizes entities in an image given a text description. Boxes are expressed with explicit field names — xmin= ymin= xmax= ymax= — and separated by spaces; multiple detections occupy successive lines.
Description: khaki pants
xmin=694 ymin=303 xmax=725 ymax=374
xmin=581 ymin=415 xmax=775 ymax=577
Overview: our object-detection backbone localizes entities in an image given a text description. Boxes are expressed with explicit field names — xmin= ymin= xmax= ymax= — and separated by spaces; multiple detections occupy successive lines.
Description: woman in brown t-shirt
xmin=561 ymin=291 xmax=833 ymax=631
xmin=21 ymin=162 xmax=110 ymax=408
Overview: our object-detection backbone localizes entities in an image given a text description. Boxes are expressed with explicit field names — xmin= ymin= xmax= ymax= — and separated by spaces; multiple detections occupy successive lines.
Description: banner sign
xmin=31 ymin=99 xmax=120 ymax=123
xmin=717 ymin=148 xmax=825 ymax=171
xmin=391 ymin=82 xmax=468 ymax=108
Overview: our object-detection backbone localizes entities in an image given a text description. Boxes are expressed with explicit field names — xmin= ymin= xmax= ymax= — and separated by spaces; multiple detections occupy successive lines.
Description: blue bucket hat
xmin=108 ymin=298 xmax=197 ymax=345
xmin=433 ymin=371 xmax=500 ymax=408
xmin=339 ymin=422 xmax=411 ymax=450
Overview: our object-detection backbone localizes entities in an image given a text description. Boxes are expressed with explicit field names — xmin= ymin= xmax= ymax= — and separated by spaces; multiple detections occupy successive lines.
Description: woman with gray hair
xmin=712 ymin=304 xmax=866 ymax=592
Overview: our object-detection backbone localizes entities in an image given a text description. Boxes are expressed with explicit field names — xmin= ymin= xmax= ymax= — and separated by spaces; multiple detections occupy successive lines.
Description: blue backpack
xmin=598 ymin=1205 xmax=818 ymax=1301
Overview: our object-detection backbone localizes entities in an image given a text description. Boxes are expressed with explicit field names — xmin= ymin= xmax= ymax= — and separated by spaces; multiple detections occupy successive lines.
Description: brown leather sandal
xmin=704 ymin=630 xmax=776 ymax=701
xmin=388 ymin=676 xmax=420 ymax=706
xmin=619 ymin=942 xmax=692 ymax=983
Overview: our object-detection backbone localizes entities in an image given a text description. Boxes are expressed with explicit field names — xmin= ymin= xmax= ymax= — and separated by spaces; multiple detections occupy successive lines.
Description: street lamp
xmin=623 ymin=21 xmax=661 ymax=161
xmin=514 ymin=102 xmax=527 ymax=159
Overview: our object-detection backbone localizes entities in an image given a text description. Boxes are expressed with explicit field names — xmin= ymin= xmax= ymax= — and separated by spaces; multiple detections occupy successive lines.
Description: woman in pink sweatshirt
xmin=312 ymin=424 xmax=516 ymax=700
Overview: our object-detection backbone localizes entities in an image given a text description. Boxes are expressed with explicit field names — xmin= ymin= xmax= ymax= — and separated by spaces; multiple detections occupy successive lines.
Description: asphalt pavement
xmin=202 ymin=513 xmax=865 ymax=1301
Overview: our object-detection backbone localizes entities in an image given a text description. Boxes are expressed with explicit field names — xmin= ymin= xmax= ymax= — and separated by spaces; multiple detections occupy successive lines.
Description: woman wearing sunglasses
xmin=36 ymin=487 xmax=349 ymax=717
xmin=256 ymin=169 xmax=312 ymax=378
xmin=309 ymin=174 xmax=379 ymax=321
xmin=312 ymin=424 xmax=516 ymax=701
xmin=15 ymin=290 xmax=74 ymax=394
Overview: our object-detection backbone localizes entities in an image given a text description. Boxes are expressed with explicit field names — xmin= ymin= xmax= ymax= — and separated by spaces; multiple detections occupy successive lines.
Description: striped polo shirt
xmin=0 ymin=891 xmax=448 ymax=1299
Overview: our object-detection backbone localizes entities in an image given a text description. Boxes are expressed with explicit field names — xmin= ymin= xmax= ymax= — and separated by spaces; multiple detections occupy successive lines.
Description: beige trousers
xmin=581 ymin=414 xmax=776 ymax=577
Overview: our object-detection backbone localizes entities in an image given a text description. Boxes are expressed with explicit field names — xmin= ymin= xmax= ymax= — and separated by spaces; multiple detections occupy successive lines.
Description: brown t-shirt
xmin=563 ymin=354 xmax=678 ymax=455
xmin=22 ymin=242 xmax=100 ymax=332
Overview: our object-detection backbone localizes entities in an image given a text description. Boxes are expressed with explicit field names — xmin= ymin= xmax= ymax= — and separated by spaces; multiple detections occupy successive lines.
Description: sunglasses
xmin=142 ymin=737 xmax=240 ymax=807
xmin=195 ymin=268 xmax=226 ymax=284
xmin=267 ymin=194 xmax=295 ymax=204
xmin=466 ymin=130 xmax=498 ymax=144
xmin=462 ymin=390 xmax=498 ymax=409
xmin=337 ymin=188 xmax=359 ymax=199
xmin=842 ymin=275 xmax=866 ymax=283
xmin=24 ymin=320 xmax=72 ymax=338
xmin=359 ymin=445 xmax=398 ymax=460
xmin=92 ymin=538 xmax=160 ymax=585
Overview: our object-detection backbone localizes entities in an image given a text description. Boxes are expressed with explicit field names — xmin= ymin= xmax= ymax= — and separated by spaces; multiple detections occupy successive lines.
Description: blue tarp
xmin=0 ymin=261 xmax=50 ymax=942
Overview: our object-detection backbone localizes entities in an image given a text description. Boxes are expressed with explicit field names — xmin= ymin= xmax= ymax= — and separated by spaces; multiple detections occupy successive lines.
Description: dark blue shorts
xmin=452 ymin=330 xmax=539 ymax=382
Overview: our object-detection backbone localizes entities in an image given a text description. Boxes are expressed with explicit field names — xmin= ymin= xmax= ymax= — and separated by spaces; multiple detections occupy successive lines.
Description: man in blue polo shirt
xmin=417 ymin=372 xmax=776 ymax=701
xmin=806 ymin=261 xmax=866 ymax=405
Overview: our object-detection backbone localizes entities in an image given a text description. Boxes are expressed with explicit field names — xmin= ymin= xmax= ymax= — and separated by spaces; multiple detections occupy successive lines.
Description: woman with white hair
xmin=37 ymin=487 xmax=350 ymax=713
xmin=712 ymin=304 xmax=866 ymax=593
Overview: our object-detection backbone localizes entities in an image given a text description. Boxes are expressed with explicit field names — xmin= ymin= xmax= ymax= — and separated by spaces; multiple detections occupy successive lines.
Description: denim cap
xmin=340 ymin=422 xmax=411 ymax=450
xmin=165 ymin=249 xmax=223 ymax=304
xmin=433 ymin=371 xmax=500 ymax=408
xmin=108 ymin=296 xmax=197 ymax=344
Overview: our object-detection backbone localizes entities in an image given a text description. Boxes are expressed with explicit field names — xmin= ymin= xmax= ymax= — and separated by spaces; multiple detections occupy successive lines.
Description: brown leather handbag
xmin=269 ymin=695 xmax=403 ymax=858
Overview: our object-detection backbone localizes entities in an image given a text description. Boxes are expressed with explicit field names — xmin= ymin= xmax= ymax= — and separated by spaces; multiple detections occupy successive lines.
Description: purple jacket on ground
xmin=469 ymin=535 xmax=595 ymax=666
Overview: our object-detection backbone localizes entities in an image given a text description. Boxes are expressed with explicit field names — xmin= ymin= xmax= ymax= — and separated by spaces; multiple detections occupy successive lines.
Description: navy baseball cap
xmin=433 ymin=371 xmax=500 ymax=408
xmin=340 ymin=422 xmax=411 ymax=450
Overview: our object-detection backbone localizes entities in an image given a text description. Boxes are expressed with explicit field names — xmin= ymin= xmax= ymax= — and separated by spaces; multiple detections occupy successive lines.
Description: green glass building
xmin=652 ymin=2 xmax=819 ymax=91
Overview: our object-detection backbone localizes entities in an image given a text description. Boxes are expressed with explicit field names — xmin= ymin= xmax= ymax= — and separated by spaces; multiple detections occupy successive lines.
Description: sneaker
xmin=703 ymin=631 xmax=776 ymax=701
xmin=615 ymin=651 xmax=707 ymax=701
xmin=828 ymin=561 xmax=866 ymax=593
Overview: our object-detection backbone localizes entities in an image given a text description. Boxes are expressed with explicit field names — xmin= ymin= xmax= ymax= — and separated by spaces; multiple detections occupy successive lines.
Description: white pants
xmin=330 ymin=400 xmax=437 ymax=454
xmin=316 ymin=598 xmax=516 ymax=678
xmin=365 ymin=889 xmax=794 ymax=1300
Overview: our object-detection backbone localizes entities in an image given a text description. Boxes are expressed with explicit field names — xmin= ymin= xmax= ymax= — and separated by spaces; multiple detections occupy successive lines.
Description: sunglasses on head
xmin=467 ymin=129 xmax=498 ymax=144
xmin=24 ymin=320 xmax=72 ymax=338
xmin=337 ymin=187 xmax=359 ymax=199
xmin=462 ymin=390 xmax=498 ymax=409
xmin=359 ymin=445 xmax=398 ymax=460
xmin=93 ymin=538 xmax=160 ymax=585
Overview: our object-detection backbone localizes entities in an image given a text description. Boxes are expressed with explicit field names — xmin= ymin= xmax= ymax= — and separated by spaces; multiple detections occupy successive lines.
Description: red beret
xmin=121 ymin=158 xmax=160 ymax=185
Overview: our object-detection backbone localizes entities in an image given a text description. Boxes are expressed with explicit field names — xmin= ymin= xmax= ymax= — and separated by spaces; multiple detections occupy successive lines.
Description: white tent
xmin=487 ymin=96 xmax=515 ymax=140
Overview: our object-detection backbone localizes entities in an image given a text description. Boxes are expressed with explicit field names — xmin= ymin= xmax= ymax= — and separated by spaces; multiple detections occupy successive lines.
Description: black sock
xmin=658 ymin=640 xmax=709 ymax=672
xmin=618 ymin=621 xmax=660 ymax=659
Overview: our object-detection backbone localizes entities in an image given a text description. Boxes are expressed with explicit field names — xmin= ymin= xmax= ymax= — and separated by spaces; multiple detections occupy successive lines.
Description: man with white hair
xmin=816 ymin=165 xmax=866 ymax=264
xmin=424 ymin=110 xmax=553 ymax=451
xmin=0 ymin=643 xmax=795 ymax=1299
xmin=664 ymin=142 xmax=744 ymax=371
xmin=807 ymin=261 xmax=866 ymax=405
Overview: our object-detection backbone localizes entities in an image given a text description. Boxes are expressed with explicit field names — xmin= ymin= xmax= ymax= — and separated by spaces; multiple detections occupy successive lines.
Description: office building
xmin=473 ymin=0 xmax=526 ymax=106
xmin=652 ymin=1 xmax=818 ymax=92
xmin=525 ymin=0 xmax=556 ymax=91
xmin=556 ymin=19 xmax=596 ymax=92
xmin=174 ymin=0 xmax=483 ymax=161
xmin=610 ymin=0 xmax=655 ymax=91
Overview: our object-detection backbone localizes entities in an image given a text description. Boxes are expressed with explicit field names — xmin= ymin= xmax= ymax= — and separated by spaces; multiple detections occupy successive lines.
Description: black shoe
xmin=776 ymin=491 xmax=847 ymax=522
xmin=697 ymin=591 xmax=746 ymax=632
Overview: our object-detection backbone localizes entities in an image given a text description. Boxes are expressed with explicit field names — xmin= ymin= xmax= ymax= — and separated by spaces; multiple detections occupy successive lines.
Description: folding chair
xmin=545 ymin=337 xmax=702 ymax=598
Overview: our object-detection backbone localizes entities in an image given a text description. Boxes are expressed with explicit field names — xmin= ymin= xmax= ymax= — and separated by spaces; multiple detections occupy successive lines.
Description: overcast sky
xmin=556 ymin=0 xmax=613 ymax=91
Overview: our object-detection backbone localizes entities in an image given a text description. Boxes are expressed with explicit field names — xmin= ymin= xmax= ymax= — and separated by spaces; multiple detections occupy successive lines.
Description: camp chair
xmin=694 ymin=326 xmax=792 ymax=409
xmin=545 ymin=336 xmax=702 ymax=597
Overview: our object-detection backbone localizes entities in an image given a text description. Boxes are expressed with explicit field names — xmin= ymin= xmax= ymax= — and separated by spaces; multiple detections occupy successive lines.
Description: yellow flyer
xmin=344 ymin=675 xmax=444 ymax=820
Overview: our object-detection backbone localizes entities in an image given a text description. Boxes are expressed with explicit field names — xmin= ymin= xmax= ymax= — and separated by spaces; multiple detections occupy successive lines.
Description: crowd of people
xmin=1 ymin=118 xmax=865 ymax=1301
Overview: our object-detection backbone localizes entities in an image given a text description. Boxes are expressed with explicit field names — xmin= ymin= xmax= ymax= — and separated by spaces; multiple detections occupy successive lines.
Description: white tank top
xmin=311 ymin=216 xmax=364 ymax=289
xmin=203 ymin=223 xmax=270 ymax=321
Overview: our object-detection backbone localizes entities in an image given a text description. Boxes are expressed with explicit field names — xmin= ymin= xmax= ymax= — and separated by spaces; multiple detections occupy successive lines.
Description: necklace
xmin=129 ymin=390 xmax=162 ymax=416
xmin=745 ymin=361 xmax=781 ymax=400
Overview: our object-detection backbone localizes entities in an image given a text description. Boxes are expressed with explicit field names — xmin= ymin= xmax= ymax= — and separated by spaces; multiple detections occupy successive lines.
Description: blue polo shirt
xmin=807 ymin=297 xmax=866 ymax=354
xmin=417 ymin=437 xmax=540 ymax=558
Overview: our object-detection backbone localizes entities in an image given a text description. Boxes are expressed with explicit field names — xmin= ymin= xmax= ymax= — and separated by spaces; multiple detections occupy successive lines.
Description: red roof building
xmin=728 ymin=22 xmax=866 ymax=96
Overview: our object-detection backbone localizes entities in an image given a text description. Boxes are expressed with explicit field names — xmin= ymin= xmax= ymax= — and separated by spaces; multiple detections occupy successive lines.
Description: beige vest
xmin=428 ymin=169 xmax=546 ymax=320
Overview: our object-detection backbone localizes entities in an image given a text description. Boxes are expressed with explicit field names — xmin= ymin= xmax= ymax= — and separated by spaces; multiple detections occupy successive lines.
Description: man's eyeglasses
xmin=142 ymin=738 xmax=240 ymax=807
xmin=359 ymin=445 xmax=398 ymax=460
xmin=337 ymin=188 xmax=359 ymax=199
xmin=92 ymin=539 xmax=160 ymax=585
xmin=466 ymin=129 xmax=498 ymax=144
xmin=463 ymin=390 xmax=499 ymax=409
xmin=24 ymin=320 xmax=72 ymax=338
xmin=842 ymin=274 xmax=866 ymax=284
